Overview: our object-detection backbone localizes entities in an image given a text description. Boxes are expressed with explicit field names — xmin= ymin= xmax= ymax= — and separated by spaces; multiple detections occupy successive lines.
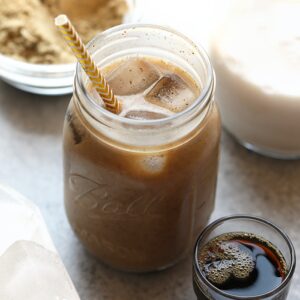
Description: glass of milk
xmin=210 ymin=0 xmax=300 ymax=159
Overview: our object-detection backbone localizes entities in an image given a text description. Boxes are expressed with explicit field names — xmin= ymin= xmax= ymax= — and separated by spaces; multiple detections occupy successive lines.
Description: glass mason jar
xmin=63 ymin=24 xmax=221 ymax=272
xmin=193 ymin=216 xmax=296 ymax=300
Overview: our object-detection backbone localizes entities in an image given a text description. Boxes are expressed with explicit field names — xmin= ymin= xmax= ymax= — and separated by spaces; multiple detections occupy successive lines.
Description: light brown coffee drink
xmin=63 ymin=25 xmax=221 ymax=272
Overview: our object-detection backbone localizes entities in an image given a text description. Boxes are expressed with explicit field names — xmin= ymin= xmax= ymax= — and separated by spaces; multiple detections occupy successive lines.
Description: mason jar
xmin=63 ymin=24 xmax=221 ymax=272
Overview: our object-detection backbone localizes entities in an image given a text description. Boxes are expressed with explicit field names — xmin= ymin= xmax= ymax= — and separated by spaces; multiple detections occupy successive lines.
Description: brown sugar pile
xmin=0 ymin=0 xmax=128 ymax=64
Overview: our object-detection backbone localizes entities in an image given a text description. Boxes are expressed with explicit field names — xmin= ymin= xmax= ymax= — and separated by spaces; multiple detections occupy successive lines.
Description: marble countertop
xmin=0 ymin=80 xmax=299 ymax=299
xmin=0 ymin=1 xmax=299 ymax=298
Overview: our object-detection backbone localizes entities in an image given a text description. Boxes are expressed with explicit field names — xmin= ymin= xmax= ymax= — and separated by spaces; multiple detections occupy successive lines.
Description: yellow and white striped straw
xmin=55 ymin=14 xmax=121 ymax=114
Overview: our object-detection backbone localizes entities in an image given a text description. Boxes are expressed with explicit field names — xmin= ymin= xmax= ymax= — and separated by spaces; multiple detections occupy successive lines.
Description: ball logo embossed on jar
xmin=69 ymin=173 xmax=165 ymax=218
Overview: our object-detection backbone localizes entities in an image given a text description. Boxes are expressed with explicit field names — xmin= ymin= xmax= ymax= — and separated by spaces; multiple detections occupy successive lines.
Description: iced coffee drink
xmin=63 ymin=25 xmax=221 ymax=272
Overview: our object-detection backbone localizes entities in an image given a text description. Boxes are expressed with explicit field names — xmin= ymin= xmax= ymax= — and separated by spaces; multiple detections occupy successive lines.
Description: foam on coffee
xmin=198 ymin=232 xmax=288 ymax=290
xmin=200 ymin=239 xmax=255 ymax=286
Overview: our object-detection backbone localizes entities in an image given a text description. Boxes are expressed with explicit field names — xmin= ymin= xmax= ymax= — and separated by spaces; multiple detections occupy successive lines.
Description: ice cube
xmin=145 ymin=74 xmax=197 ymax=112
xmin=124 ymin=110 xmax=168 ymax=120
xmin=0 ymin=184 xmax=55 ymax=256
xmin=107 ymin=58 xmax=161 ymax=95
xmin=139 ymin=155 xmax=166 ymax=175
xmin=0 ymin=241 xmax=80 ymax=300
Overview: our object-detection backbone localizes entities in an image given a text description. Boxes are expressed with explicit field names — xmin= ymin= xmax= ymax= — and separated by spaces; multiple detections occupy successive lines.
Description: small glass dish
xmin=0 ymin=0 xmax=137 ymax=96
xmin=193 ymin=215 xmax=296 ymax=300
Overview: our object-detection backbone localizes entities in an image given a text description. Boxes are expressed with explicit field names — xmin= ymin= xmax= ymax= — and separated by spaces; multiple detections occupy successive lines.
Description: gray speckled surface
xmin=0 ymin=80 xmax=299 ymax=299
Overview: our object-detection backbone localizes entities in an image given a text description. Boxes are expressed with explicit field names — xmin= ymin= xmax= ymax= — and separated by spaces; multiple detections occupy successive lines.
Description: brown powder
xmin=0 ymin=0 xmax=128 ymax=64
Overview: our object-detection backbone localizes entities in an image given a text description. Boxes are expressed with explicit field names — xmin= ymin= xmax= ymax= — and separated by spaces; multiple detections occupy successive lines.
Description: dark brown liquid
xmin=197 ymin=233 xmax=287 ymax=298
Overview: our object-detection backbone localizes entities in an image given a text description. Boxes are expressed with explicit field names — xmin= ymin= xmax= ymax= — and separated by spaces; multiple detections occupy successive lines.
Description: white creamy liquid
xmin=211 ymin=0 xmax=300 ymax=158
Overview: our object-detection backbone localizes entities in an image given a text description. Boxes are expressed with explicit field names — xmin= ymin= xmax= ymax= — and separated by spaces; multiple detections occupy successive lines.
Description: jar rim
xmin=193 ymin=215 xmax=296 ymax=300
xmin=75 ymin=23 xmax=214 ymax=127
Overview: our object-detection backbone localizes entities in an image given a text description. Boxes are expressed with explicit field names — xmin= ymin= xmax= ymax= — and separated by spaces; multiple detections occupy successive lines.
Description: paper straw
xmin=55 ymin=14 xmax=121 ymax=114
